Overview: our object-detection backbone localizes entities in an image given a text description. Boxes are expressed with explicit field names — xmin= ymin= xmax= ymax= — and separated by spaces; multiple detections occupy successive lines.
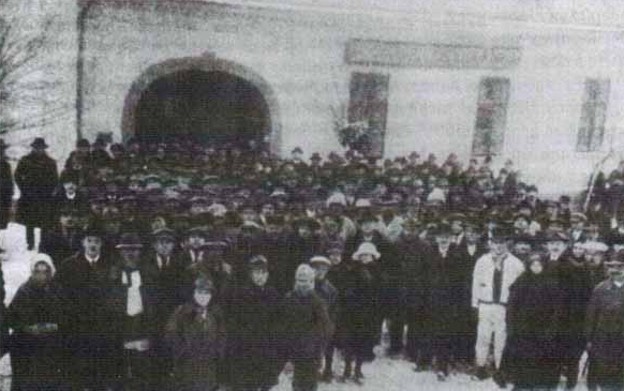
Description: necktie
xmin=493 ymin=263 xmax=503 ymax=303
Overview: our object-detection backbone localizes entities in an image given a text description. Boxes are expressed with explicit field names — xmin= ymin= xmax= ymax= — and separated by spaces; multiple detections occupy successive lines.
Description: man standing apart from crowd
xmin=585 ymin=252 xmax=624 ymax=391
xmin=15 ymin=137 xmax=58 ymax=251
xmin=472 ymin=226 xmax=525 ymax=387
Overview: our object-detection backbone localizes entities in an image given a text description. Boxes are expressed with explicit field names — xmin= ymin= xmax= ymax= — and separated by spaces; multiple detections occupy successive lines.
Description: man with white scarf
xmin=109 ymin=232 xmax=159 ymax=390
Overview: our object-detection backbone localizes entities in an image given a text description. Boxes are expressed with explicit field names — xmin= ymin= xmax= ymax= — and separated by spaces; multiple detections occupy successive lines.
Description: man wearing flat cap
xmin=15 ymin=137 xmax=58 ymax=250
xmin=472 ymin=225 xmax=525 ymax=386
xmin=585 ymin=254 xmax=624 ymax=390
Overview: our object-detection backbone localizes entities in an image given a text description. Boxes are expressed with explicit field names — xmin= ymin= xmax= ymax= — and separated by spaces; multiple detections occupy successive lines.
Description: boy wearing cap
xmin=226 ymin=255 xmax=281 ymax=391
xmin=281 ymin=264 xmax=333 ymax=391
xmin=166 ymin=277 xmax=226 ymax=391
xmin=472 ymin=226 xmax=525 ymax=386
xmin=585 ymin=254 xmax=624 ymax=390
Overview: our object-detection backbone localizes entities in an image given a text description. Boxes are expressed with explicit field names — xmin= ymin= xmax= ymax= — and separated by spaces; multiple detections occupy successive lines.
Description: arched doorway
xmin=121 ymin=57 xmax=281 ymax=154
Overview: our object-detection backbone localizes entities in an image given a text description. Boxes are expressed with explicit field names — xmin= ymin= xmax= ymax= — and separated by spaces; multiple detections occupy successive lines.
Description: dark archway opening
xmin=134 ymin=70 xmax=271 ymax=151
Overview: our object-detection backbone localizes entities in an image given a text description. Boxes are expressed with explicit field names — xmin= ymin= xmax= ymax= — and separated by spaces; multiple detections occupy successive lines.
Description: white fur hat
xmin=295 ymin=264 xmax=316 ymax=280
xmin=352 ymin=242 xmax=381 ymax=261
xmin=31 ymin=253 xmax=56 ymax=277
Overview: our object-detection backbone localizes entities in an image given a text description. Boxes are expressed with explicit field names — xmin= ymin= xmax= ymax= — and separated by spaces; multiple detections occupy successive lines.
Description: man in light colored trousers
xmin=472 ymin=227 xmax=525 ymax=387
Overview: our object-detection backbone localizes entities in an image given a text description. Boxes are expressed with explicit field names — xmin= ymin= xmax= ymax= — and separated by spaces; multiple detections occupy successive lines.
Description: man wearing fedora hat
xmin=15 ymin=137 xmax=58 ymax=250
xmin=56 ymin=220 xmax=116 ymax=390
xmin=0 ymin=139 xmax=13 ymax=230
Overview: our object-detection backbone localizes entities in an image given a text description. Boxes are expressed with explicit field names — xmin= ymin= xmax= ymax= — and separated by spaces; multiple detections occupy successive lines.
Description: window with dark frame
xmin=577 ymin=78 xmax=610 ymax=152
xmin=471 ymin=77 xmax=510 ymax=156
xmin=347 ymin=72 xmax=390 ymax=158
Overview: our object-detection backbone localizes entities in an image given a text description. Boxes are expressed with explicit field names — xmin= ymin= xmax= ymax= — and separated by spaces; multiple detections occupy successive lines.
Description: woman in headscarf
xmin=7 ymin=253 xmax=67 ymax=391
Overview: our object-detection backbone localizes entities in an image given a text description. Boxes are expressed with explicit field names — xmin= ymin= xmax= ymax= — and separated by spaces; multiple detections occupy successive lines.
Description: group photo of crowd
xmin=2 ymin=134 xmax=624 ymax=391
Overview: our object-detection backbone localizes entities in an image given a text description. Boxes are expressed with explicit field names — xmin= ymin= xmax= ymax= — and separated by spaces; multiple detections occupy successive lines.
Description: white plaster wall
xmin=76 ymin=1 xmax=624 ymax=197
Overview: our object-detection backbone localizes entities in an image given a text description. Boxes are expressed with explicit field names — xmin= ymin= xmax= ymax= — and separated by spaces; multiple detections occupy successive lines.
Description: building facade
xmin=6 ymin=0 xmax=624 ymax=196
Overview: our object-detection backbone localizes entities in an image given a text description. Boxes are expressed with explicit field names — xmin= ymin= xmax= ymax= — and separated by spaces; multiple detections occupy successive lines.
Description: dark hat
xmin=543 ymin=229 xmax=569 ymax=243
xmin=310 ymin=152 xmax=322 ymax=161
xmin=201 ymin=240 xmax=229 ymax=252
xmin=327 ymin=240 xmax=345 ymax=253
xmin=430 ymin=222 xmax=453 ymax=237
xmin=293 ymin=217 xmax=321 ymax=231
xmin=265 ymin=214 xmax=285 ymax=226
xmin=115 ymin=233 xmax=144 ymax=249
xmin=82 ymin=221 xmax=104 ymax=238
xmin=30 ymin=137 xmax=48 ymax=149
xmin=358 ymin=210 xmax=378 ymax=225
xmin=194 ymin=277 xmax=215 ymax=293
xmin=60 ymin=171 xmax=79 ymax=185
xmin=152 ymin=227 xmax=176 ymax=241
xmin=76 ymin=138 xmax=90 ymax=148
xmin=291 ymin=147 xmax=303 ymax=154
xmin=491 ymin=224 xmax=515 ymax=242
xmin=513 ymin=233 xmax=535 ymax=246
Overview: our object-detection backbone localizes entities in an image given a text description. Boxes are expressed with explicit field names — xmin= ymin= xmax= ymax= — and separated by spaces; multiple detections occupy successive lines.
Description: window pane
xmin=348 ymin=72 xmax=390 ymax=158
xmin=472 ymin=77 xmax=510 ymax=156
xmin=577 ymin=79 xmax=610 ymax=152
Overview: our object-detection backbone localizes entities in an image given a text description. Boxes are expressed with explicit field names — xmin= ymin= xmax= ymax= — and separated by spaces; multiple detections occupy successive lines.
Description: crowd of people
xmin=1 ymin=134 xmax=624 ymax=390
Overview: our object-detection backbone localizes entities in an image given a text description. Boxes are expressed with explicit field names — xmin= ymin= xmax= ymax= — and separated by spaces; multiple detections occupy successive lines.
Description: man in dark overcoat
xmin=56 ymin=222 xmax=115 ymax=390
xmin=15 ymin=137 xmax=58 ymax=250
xmin=585 ymin=253 xmax=624 ymax=390
xmin=226 ymin=255 xmax=282 ymax=391
xmin=107 ymin=232 xmax=159 ymax=390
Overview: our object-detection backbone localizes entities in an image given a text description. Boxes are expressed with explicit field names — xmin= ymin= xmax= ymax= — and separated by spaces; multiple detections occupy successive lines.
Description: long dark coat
xmin=56 ymin=252 xmax=115 ymax=386
xmin=338 ymin=261 xmax=380 ymax=362
xmin=505 ymin=271 xmax=563 ymax=389
xmin=225 ymin=284 xmax=282 ymax=389
xmin=165 ymin=301 xmax=226 ymax=391
xmin=281 ymin=290 xmax=334 ymax=361
xmin=585 ymin=279 xmax=624 ymax=369
xmin=15 ymin=152 xmax=58 ymax=228
xmin=7 ymin=279 xmax=67 ymax=391
xmin=107 ymin=262 xmax=160 ymax=346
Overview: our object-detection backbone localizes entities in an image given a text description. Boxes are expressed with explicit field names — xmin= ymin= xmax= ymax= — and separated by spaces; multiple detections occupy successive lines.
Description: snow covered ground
xmin=0 ymin=223 xmax=589 ymax=390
